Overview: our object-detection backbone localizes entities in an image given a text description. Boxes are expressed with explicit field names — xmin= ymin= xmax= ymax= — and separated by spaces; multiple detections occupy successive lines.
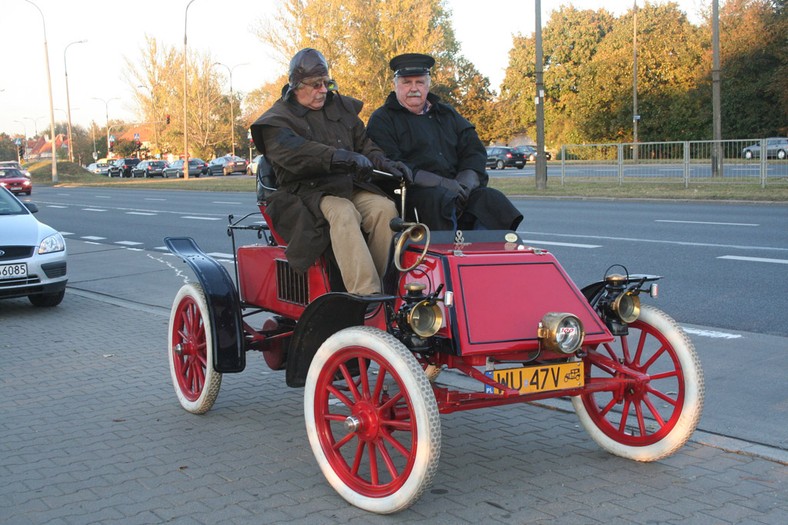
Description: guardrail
xmin=557 ymin=139 xmax=788 ymax=188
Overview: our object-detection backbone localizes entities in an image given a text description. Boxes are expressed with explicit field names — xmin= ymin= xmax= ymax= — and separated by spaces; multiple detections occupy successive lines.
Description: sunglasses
xmin=300 ymin=79 xmax=337 ymax=91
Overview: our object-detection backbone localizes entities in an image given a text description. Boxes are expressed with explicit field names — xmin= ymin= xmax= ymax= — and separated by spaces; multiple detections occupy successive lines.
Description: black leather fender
xmin=285 ymin=292 xmax=395 ymax=387
xmin=164 ymin=237 xmax=245 ymax=373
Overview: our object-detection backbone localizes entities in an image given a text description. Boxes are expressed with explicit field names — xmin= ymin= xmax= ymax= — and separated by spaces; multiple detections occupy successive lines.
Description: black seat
xmin=256 ymin=156 xmax=277 ymax=204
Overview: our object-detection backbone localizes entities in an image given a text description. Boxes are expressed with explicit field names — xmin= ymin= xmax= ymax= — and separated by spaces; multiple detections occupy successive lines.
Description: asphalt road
xmin=26 ymin=186 xmax=788 ymax=337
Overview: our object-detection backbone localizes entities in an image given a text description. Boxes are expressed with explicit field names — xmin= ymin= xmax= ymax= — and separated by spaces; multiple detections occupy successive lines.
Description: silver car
xmin=741 ymin=137 xmax=788 ymax=160
xmin=0 ymin=187 xmax=67 ymax=306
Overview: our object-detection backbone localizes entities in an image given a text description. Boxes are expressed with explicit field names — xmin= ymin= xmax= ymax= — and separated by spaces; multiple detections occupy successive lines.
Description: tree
xmin=254 ymin=0 xmax=476 ymax=122
xmin=713 ymin=0 xmax=787 ymax=137
xmin=128 ymin=37 xmax=228 ymax=160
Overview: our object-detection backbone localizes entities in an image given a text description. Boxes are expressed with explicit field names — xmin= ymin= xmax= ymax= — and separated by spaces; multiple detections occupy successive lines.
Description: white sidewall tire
xmin=572 ymin=305 xmax=704 ymax=461
xmin=168 ymin=283 xmax=222 ymax=414
xmin=304 ymin=326 xmax=441 ymax=514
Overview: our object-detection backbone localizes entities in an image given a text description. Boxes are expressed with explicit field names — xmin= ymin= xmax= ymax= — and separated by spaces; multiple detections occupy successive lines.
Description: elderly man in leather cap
xmin=250 ymin=48 xmax=410 ymax=295
xmin=367 ymin=53 xmax=523 ymax=231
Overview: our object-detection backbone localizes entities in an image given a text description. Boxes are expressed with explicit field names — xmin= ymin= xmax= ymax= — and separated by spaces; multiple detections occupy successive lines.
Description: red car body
xmin=0 ymin=168 xmax=33 ymax=195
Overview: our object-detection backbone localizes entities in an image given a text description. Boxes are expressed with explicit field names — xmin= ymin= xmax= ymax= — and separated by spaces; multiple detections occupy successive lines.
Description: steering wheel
xmin=394 ymin=223 xmax=431 ymax=272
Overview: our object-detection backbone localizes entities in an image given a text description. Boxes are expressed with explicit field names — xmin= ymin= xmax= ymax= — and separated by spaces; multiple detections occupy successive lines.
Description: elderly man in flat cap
xmin=250 ymin=48 xmax=410 ymax=295
xmin=368 ymin=53 xmax=522 ymax=231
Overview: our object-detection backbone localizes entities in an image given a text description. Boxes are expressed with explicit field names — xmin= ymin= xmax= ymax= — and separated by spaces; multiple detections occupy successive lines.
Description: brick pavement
xmin=1 ymin=282 xmax=786 ymax=524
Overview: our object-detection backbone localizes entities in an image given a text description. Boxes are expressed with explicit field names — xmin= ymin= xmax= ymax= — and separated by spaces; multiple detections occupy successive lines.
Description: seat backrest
xmin=254 ymin=157 xmax=288 ymax=246
xmin=256 ymin=156 xmax=278 ymax=204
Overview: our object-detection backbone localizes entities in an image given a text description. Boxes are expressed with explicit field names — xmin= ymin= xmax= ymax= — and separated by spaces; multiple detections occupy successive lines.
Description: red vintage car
xmin=165 ymin=171 xmax=704 ymax=514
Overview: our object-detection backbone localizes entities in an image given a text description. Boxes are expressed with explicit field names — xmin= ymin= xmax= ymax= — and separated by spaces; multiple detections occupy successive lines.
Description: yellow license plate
xmin=484 ymin=361 xmax=584 ymax=394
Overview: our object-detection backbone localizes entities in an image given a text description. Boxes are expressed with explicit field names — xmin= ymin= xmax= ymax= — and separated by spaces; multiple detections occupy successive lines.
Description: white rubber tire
xmin=304 ymin=326 xmax=441 ymax=514
xmin=572 ymin=305 xmax=704 ymax=461
xmin=168 ymin=283 xmax=222 ymax=414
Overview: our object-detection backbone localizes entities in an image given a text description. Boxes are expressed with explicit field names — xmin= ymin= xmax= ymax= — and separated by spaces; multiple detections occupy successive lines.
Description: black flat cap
xmin=390 ymin=53 xmax=435 ymax=77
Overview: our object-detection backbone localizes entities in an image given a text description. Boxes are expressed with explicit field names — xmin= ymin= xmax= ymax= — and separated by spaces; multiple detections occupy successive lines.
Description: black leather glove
xmin=330 ymin=149 xmax=374 ymax=181
xmin=454 ymin=169 xmax=480 ymax=204
xmin=371 ymin=156 xmax=413 ymax=183
xmin=413 ymin=170 xmax=462 ymax=194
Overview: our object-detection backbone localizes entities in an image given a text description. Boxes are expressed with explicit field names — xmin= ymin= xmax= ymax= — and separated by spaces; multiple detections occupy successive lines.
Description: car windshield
xmin=0 ymin=168 xmax=24 ymax=179
xmin=0 ymin=188 xmax=27 ymax=214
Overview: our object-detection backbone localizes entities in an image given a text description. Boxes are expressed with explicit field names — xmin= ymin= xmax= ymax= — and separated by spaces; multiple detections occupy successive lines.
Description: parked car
xmin=131 ymin=160 xmax=169 ymax=178
xmin=514 ymin=144 xmax=552 ymax=162
xmin=0 ymin=186 xmax=67 ymax=307
xmin=485 ymin=146 xmax=525 ymax=170
xmin=247 ymin=154 xmax=265 ymax=176
xmin=208 ymin=155 xmax=249 ymax=176
xmin=163 ymin=158 xmax=209 ymax=178
xmin=0 ymin=167 xmax=33 ymax=195
xmin=741 ymin=137 xmax=788 ymax=160
xmin=86 ymin=162 xmax=111 ymax=176
xmin=107 ymin=158 xmax=141 ymax=178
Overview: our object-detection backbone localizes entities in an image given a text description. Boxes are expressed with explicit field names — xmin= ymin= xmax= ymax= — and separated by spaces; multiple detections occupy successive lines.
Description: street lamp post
xmin=92 ymin=97 xmax=119 ymax=158
xmin=23 ymin=0 xmax=58 ymax=182
xmin=64 ymin=39 xmax=87 ymax=163
xmin=534 ymin=0 xmax=547 ymax=189
xmin=183 ymin=0 xmax=199 ymax=180
xmin=213 ymin=62 xmax=248 ymax=157
xmin=632 ymin=1 xmax=639 ymax=162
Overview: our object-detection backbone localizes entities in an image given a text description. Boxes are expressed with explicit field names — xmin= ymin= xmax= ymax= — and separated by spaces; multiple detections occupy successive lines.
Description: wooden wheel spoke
xmin=367 ymin=442 xmax=379 ymax=485
xmin=327 ymin=384 xmax=355 ymax=408
xmin=642 ymin=394 xmax=667 ymax=427
xmin=642 ymin=344 xmax=668 ymax=371
xmin=646 ymin=385 xmax=678 ymax=406
xmin=380 ymin=427 xmax=411 ymax=457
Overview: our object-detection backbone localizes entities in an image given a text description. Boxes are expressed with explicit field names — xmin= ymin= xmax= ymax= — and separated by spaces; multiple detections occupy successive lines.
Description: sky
xmin=0 ymin=0 xmax=706 ymax=139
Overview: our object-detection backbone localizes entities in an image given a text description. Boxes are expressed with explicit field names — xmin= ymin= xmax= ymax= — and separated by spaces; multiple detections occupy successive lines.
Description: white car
xmin=0 ymin=187 xmax=67 ymax=306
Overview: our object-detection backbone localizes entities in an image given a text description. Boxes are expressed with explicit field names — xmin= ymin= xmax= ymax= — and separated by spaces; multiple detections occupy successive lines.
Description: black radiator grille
xmin=0 ymin=246 xmax=35 ymax=261
xmin=276 ymin=259 xmax=308 ymax=306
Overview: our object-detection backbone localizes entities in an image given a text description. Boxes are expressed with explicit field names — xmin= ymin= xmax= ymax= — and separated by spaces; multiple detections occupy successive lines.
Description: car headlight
xmin=538 ymin=313 xmax=585 ymax=354
xmin=39 ymin=233 xmax=66 ymax=254
xmin=407 ymin=300 xmax=443 ymax=338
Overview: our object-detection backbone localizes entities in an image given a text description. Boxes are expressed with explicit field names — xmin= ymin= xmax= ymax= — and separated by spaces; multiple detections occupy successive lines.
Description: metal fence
xmin=557 ymin=138 xmax=788 ymax=187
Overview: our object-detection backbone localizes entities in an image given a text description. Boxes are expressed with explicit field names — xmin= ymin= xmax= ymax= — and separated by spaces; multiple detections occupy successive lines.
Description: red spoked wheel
xmin=573 ymin=305 xmax=704 ymax=461
xmin=168 ymin=283 xmax=221 ymax=414
xmin=304 ymin=326 xmax=441 ymax=514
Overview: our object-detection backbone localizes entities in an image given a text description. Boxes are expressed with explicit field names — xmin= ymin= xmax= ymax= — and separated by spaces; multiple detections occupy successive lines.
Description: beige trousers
xmin=319 ymin=190 xmax=398 ymax=295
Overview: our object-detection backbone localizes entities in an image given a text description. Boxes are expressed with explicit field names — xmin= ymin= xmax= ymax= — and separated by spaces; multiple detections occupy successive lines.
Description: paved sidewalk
xmin=1 ymin=241 xmax=785 ymax=524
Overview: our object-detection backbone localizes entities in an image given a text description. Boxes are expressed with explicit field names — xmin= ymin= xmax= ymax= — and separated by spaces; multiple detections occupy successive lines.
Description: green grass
xmin=26 ymin=160 xmax=788 ymax=201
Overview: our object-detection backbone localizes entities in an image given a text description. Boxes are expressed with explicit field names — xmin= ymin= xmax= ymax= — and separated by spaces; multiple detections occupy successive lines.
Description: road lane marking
xmin=656 ymin=220 xmax=758 ymax=226
xmin=46 ymin=205 xmax=67 ymax=208
xmin=82 ymin=208 xmax=107 ymax=212
xmin=81 ymin=236 xmax=106 ymax=241
xmin=212 ymin=201 xmax=243 ymax=205
xmin=181 ymin=216 xmax=222 ymax=220
xmin=518 ymin=231 xmax=788 ymax=252
xmin=718 ymin=255 xmax=788 ymax=265
xmin=682 ymin=327 xmax=742 ymax=339
xmin=126 ymin=211 xmax=157 ymax=216
xmin=115 ymin=241 xmax=143 ymax=246
xmin=144 ymin=198 xmax=166 ymax=201
xmin=207 ymin=252 xmax=234 ymax=259
xmin=520 ymin=239 xmax=601 ymax=249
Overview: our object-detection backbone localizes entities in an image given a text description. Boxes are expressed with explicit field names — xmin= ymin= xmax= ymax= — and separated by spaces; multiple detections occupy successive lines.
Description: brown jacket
xmin=250 ymin=89 xmax=390 ymax=272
